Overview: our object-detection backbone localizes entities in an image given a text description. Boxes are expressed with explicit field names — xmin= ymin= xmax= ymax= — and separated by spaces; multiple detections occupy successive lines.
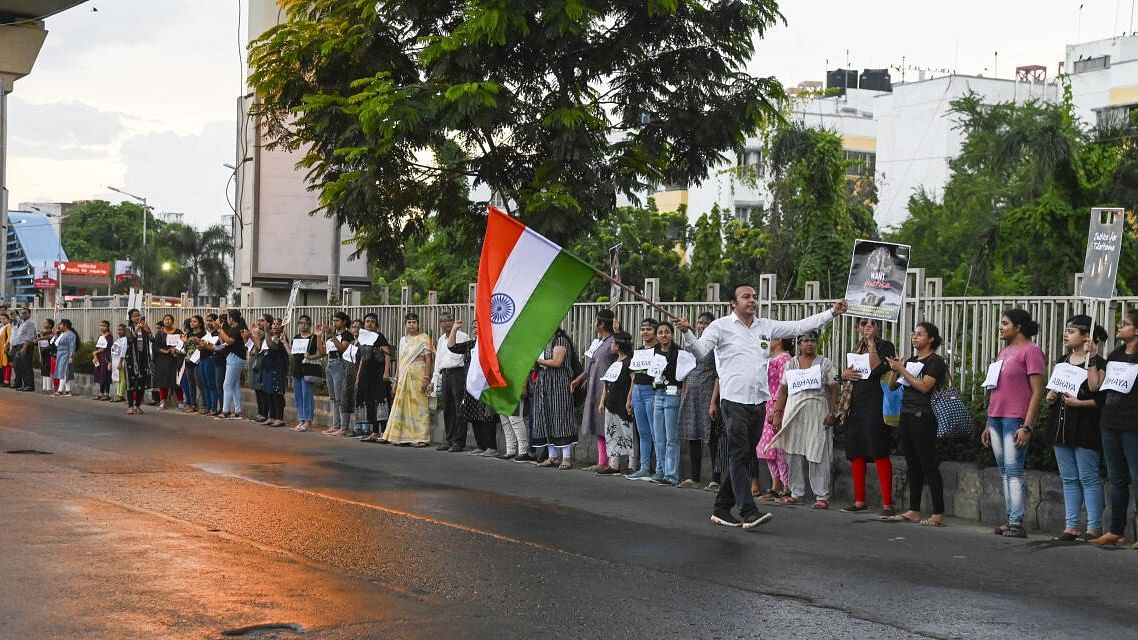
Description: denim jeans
xmin=987 ymin=417 xmax=1026 ymax=526
xmin=293 ymin=376 xmax=314 ymax=422
xmin=214 ymin=357 xmax=227 ymax=412
xmin=325 ymin=358 xmax=347 ymax=428
xmin=652 ymin=388 xmax=681 ymax=483
xmin=198 ymin=357 xmax=217 ymax=411
xmin=222 ymin=353 xmax=244 ymax=414
xmin=1100 ymin=427 xmax=1138 ymax=536
xmin=631 ymin=384 xmax=655 ymax=473
xmin=1052 ymin=444 xmax=1103 ymax=532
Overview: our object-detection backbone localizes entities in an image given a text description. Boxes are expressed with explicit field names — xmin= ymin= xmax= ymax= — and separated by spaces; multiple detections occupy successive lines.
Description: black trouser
xmin=898 ymin=411 xmax=944 ymax=514
xmin=471 ymin=419 xmax=497 ymax=451
xmin=13 ymin=346 xmax=34 ymax=390
xmin=688 ymin=439 xmax=704 ymax=483
xmin=254 ymin=389 xmax=268 ymax=417
xmin=268 ymin=393 xmax=285 ymax=420
xmin=99 ymin=372 xmax=111 ymax=395
xmin=714 ymin=400 xmax=765 ymax=517
xmin=442 ymin=368 xmax=468 ymax=446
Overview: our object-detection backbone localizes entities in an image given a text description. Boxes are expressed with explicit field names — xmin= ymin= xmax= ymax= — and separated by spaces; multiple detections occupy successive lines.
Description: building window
xmin=737 ymin=148 xmax=762 ymax=167
xmin=844 ymin=150 xmax=877 ymax=177
xmin=1072 ymin=55 xmax=1110 ymax=74
xmin=733 ymin=203 xmax=761 ymax=224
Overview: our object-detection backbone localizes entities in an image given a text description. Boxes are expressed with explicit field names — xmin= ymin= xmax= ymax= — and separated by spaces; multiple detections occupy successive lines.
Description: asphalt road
xmin=0 ymin=389 xmax=1135 ymax=640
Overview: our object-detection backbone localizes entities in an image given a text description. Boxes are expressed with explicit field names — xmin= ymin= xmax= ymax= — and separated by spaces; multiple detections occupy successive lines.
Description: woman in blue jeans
xmin=1045 ymin=315 xmax=1105 ymax=542
xmin=626 ymin=318 xmax=659 ymax=480
xmin=982 ymin=309 xmax=1046 ymax=539
xmin=290 ymin=315 xmax=319 ymax=432
xmin=650 ymin=321 xmax=683 ymax=485
xmin=1090 ymin=309 xmax=1138 ymax=548
xmin=216 ymin=309 xmax=248 ymax=420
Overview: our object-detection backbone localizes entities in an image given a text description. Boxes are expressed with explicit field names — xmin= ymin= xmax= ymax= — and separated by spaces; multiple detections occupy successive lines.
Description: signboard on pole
xmin=843 ymin=239 xmax=911 ymax=323
xmin=282 ymin=281 xmax=301 ymax=327
xmin=608 ymin=243 xmax=621 ymax=304
xmin=1081 ymin=207 xmax=1125 ymax=300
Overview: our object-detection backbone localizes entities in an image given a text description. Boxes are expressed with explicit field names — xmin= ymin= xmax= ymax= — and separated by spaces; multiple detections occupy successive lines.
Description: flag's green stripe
xmin=480 ymin=251 xmax=594 ymax=415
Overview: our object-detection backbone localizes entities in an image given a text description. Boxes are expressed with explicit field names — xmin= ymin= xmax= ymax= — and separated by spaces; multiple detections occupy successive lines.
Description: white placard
xmin=584 ymin=338 xmax=603 ymax=359
xmin=343 ymin=344 xmax=358 ymax=363
xmin=291 ymin=338 xmax=309 ymax=355
xmin=96 ymin=336 xmax=108 ymax=349
xmin=358 ymin=329 xmax=379 ymax=346
xmin=647 ymin=353 xmax=668 ymax=378
xmin=785 ymin=365 xmax=823 ymax=395
xmin=846 ymin=352 xmax=871 ymax=379
xmin=188 ymin=349 xmax=201 ymax=364
xmin=981 ymin=360 xmax=1004 ymax=390
xmin=245 ymin=338 xmax=255 ymax=351
xmin=165 ymin=333 xmax=182 ymax=347
xmin=675 ymin=350 xmax=697 ymax=382
xmin=325 ymin=339 xmax=338 ymax=353
xmin=202 ymin=334 xmax=219 ymax=345
xmin=898 ymin=361 xmax=925 ymax=387
xmin=38 ymin=339 xmax=49 ymax=348
xmin=600 ymin=361 xmax=624 ymax=382
xmin=1101 ymin=361 xmax=1138 ymax=394
xmin=630 ymin=348 xmax=655 ymax=371
xmin=1046 ymin=363 xmax=1089 ymax=396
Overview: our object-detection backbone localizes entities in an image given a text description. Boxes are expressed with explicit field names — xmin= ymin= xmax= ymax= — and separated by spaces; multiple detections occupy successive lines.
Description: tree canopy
xmin=248 ymin=0 xmax=787 ymax=260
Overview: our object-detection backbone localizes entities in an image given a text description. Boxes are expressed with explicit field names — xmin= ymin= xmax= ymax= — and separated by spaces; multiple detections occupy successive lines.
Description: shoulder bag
xmin=930 ymin=364 xmax=972 ymax=439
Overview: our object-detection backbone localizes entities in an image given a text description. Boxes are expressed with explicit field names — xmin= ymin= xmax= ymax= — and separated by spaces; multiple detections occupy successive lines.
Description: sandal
xmin=537 ymin=458 xmax=559 ymax=468
xmin=812 ymin=500 xmax=829 ymax=510
xmin=776 ymin=496 xmax=800 ymax=506
xmin=884 ymin=513 xmax=920 ymax=523
xmin=994 ymin=523 xmax=1010 ymax=536
xmin=1002 ymin=524 xmax=1028 ymax=538
xmin=1052 ymin=531 xmax=1079 ymax=542
xmin=757 ymin=490 xmax=780 ymax=502
xmin=558 ymin=461 xmax=573 ymax=470
xmin=126 ymin=407 xmax=135 ymax=415
xmin=412 ymin=442 xmax=429 ymax=448
xmin=292 ymin=424 xmax=308 ymax=432
xmin=919 ymin=518 xmax=946 ymax=527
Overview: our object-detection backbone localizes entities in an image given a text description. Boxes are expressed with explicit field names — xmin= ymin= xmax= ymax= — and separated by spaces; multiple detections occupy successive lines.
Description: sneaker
xmin=596 ymin=467 xmax=623 ymax=476
xmin=480 ymin=449 xmax=499 ymax=457
xmin=840 ymin=504 xmax=868 ymax=513
xmin=741 ymin=512 xmax=774 ymax=529
xmin=625 ymin=469 xmax=653 ymax=480
xmin=467 ymin=448 xmax=486 ymax=455
xmin=711 ymin=511 xmax=742 ymax=527
xmin=879 ymin=506 xmax=897 ymax=518
xmin=651 ymin=476 xmax=676 ymax=486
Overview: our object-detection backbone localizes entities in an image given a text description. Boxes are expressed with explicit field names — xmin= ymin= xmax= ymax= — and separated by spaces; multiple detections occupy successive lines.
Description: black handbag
xmin=301 ymin=359 xmax=324 ymax=385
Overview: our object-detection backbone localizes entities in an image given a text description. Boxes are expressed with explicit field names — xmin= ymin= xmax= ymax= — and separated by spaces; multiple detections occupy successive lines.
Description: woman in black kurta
xmin=152 ymin=313 xmax=183 ymax=409
xmin=124 ymin=309 xmax=153 ymax=415
xmin=838 ymin=318 xmax=896 ymax=516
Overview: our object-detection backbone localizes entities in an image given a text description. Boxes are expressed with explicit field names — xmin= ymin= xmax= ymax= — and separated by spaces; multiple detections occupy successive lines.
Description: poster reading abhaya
xmin=844 ymin=240 xmax=911 ymax=323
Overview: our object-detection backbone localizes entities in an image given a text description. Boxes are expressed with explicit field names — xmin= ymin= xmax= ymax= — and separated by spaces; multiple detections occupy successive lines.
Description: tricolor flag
xmin=467 ymin=205 xmax=594 ymax=414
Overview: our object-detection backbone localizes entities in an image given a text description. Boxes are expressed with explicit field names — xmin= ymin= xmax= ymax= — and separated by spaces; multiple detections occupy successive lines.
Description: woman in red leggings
xmin=838 ymin=318 xmax=896 ymax=517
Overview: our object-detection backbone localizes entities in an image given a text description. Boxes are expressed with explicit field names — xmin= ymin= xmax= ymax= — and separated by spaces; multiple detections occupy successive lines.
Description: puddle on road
xmin=6 ymin=449 xmax=52 ymax=455
xmin=221 ymin=622 xmax=305 ymax=637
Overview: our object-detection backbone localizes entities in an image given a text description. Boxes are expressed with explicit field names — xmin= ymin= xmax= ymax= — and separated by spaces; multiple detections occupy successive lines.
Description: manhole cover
xmin=6 ymin=449 xmax=52 ymax=455
xmin=221 ymin=623 xmax=304 ymax=637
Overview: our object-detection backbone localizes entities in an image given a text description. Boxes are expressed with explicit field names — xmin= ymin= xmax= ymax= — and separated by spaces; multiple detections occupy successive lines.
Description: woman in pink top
xmin=755 ymin=338 xmax=793 ymax=499
xmin=982 ymin=309 xmax=1046 ymax=538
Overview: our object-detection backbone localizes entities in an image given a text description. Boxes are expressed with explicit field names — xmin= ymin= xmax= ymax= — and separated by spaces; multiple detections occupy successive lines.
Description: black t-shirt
xmin=225 ymin=327 xmax=248 ymax=360
xmin=209 ymin=330 xmax=228 ymax=364
xmin=604 ymin=358 xmax=633 ymax=420
xmin=326 ymin=330 xmax=353 ymax=358
xmin=900 ymin=353 xmax=947 ymax=415
xmin=633 ymin=343 xmax=657 ymax=386
xmin=1048 ymin=354 xmax=1105 ymax=449
xmin=652 ymin=345 xmax=681 ymax=389
xmin=1098 ymin=349 xmax=1138 ymax=433
xmin=852 ymin=340 xmax=896 ymax=402
xmin=290 ymin=333 xmax=317 ymax=373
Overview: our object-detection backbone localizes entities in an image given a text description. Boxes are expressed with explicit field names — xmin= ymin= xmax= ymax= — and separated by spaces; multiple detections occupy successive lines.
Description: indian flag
xmin=467 ymin=205 xmax=595 ymax=414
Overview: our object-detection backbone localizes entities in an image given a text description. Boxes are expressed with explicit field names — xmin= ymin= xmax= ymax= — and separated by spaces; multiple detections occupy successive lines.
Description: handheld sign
xmin=165 ymin=333 xmax=182 ymax=347
xmin=647 ymin=354 xmax=668 ymax=378
xmin=1046 ymin=363 xmax=1089 ymax=396
xmin=846 ymin=352 xmax=871 ymax=379
xmin=981 ymin=360 xmax=1003 ymax=390
xmin=600 ymin=361 xmax=624 ymax=382
xmin=675 ymin=350 xmax=697 ymax=382
xmin=1101 ymin=361 xmax=1138 ymax=394
xmin=844 ymin=240 xmax=911 ymax=322
xmin=325 ymin=339 xmax=338 ymax=353
xmin=784 ymin=365 xmax=823 ymax=395
xmin=1081 ymin=208 xmax=1125 ymax=300
xmin=291 ymin=338 xmax=309 ymax=355
xmin=584 ymin=338 xmax=603 ymax=359
xmin=188 ymin=349 xmax=201 ymax=365
xmin=96 ymin=335 xmax=108 ymax=349
xmin=343 ymin=344 xmax=358 ymax=363
xmin=358 ymin=329 xmax=379 ymax=346
xmin=630 ymin=348 xmax=655 ymax=371
xmin=898 ymin=361 xmax=925 ymax=387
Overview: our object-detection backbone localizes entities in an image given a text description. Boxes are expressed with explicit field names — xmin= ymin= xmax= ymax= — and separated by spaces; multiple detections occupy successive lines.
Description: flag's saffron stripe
xmin=475 ymin=205 xmax=525 ymax=387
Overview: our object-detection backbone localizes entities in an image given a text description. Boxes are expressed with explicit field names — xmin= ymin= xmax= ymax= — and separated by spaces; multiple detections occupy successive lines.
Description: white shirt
xmin=685 ymin=310 xmax=834 ymax=405
xmin=432 ymin=329 xmax=470 ymax=383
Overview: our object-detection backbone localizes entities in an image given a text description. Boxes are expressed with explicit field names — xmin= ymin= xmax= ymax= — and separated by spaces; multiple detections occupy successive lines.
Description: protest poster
xmin=844 ymin=240 xmax=910 ymax=323
xmin=1081 ymin=208 xmax=1125 ymax=300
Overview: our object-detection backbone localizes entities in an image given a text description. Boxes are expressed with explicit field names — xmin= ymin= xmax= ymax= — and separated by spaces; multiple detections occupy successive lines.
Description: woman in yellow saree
xmin=384 ymin=313 xmax=435 ymax=447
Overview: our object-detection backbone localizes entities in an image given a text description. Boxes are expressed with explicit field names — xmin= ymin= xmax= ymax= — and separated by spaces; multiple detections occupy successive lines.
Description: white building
xmin=155 ymin=211 xmax=185 ymax=224
xmin=1066 ymin=34 xmax=1138 ymax=128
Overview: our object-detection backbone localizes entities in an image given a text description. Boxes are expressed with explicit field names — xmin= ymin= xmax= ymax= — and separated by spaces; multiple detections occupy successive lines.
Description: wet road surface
xmin=1 ymin=391 xmax=1136 ymax=639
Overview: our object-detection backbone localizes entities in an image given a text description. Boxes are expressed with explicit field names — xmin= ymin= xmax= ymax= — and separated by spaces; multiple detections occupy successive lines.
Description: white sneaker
xmin=480 ymin=449 xmax=499 ymax=457
xmin=467 ymin=448 xmax=486 ymax=455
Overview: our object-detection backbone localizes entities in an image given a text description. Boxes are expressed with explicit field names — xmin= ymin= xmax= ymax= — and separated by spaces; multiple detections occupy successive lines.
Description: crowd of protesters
xmin=1 ymin=291 xmax=1137 ymax=547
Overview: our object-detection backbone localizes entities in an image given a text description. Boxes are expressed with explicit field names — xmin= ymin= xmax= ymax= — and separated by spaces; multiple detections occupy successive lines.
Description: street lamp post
xmin=107 ymin=186 xmax=149 ymax=286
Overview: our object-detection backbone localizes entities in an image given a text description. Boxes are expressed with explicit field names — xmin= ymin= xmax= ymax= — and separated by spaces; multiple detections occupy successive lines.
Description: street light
xmin=107 ymin=185 xmax=150 ymax=285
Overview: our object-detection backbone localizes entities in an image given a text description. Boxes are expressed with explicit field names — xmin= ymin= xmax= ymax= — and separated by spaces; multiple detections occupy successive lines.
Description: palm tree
xmin=161 ymin=223 xmax=235 ymax=303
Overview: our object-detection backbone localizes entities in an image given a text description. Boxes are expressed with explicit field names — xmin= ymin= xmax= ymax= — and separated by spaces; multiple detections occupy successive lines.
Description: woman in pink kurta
xmin=755 ymin=338 xmax=793 ymax=498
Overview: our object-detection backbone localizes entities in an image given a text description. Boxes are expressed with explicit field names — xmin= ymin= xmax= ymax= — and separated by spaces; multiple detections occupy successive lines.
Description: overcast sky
xmin=8 ymin=0 xmax=1131 ymax=229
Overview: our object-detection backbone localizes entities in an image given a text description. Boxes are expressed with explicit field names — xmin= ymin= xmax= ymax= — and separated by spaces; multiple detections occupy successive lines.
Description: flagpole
xmin=588 ymin=265 xmax=681 ymax=321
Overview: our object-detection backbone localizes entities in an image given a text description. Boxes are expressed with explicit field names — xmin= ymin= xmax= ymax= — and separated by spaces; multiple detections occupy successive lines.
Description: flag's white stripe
xmin=467 ymin=347 xmax=489 ymax=396
xmin=488 ymin=229 xmax=559 ymax=350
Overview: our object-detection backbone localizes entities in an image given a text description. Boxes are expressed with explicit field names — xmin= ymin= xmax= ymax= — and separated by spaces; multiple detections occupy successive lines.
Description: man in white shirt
xmin=678 ymin=284 xmax=847 ymax=529
xmin=10 ymin=307 xmax=37 ymax=392
xmin=433 ymin=311 xmax=471 ymax=452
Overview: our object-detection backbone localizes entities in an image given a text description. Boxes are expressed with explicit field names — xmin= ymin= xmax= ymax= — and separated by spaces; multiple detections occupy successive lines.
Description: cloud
xmin=7 ymin=97 xmax=126 ymax=159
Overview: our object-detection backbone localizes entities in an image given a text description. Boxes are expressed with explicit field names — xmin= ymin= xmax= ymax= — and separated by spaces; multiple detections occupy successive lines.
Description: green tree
xmin=61 ymin=200 xmax=160 ymax=266
xmin=248 ymin=0 xmax=787 ymax=261
xmin=159 ymin=224 xmax=236 ymax=301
